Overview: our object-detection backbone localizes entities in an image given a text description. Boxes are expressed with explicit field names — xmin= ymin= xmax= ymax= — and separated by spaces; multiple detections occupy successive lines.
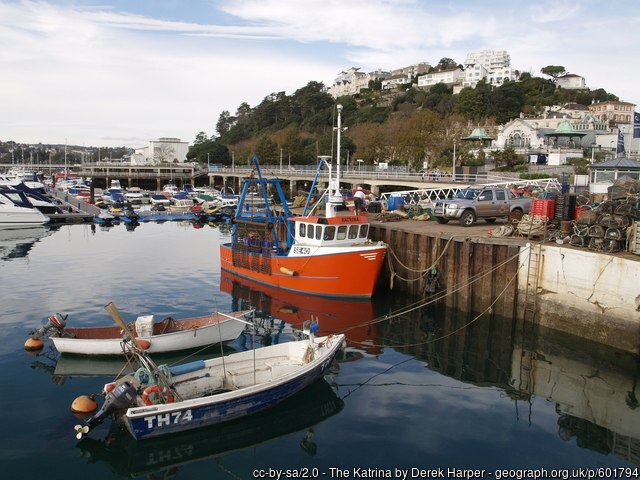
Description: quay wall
xmin=369 ymin=222 xmax=640 ymax=354
xmin=519 ymin=245 xmax=640 ymax=354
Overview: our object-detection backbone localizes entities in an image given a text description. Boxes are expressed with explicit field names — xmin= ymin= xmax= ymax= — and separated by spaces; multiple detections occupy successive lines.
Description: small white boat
xmin=75 ymin=322 xmax=345 ymax=440
xmin=169 ymin=198 xmax=196 ymax=212
xmin=124 ymin=187 xmax=144 ymax=203
xmin=39 ymin=309 xmax=253 ymax=356
xmin=162 ymin=182 xmax=179 ymax=195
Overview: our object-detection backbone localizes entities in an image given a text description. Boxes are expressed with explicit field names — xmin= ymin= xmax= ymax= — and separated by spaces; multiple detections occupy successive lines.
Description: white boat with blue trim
xmin=73 ymin=305 xmax=344 ymax=441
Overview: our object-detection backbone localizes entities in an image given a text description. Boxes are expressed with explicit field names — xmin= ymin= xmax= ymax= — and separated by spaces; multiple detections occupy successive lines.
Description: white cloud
xmin=0 ymin=0 xmax=638 ymax=147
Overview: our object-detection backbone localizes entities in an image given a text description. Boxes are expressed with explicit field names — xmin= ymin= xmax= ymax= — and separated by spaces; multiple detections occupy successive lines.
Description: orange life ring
xmin=141 ymin=385 xmax=174 ymax=406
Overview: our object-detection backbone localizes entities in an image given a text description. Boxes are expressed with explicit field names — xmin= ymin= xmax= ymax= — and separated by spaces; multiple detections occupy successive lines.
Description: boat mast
xmin=325 ymin=104 xmax=343 ymax=218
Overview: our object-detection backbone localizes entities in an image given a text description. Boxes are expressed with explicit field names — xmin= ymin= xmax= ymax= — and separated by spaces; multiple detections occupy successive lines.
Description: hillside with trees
xmin=187 ymin=63 xmax=619 ymax=172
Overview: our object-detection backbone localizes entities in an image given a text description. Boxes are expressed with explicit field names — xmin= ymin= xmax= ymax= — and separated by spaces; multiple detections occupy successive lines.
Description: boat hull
xmin=50 ymin=313 xmax=248 ymax=355
xmin=122 ymin=334 xmax=344 ymax=440
xmin=220 ymin=243 xmax=386 ymax=298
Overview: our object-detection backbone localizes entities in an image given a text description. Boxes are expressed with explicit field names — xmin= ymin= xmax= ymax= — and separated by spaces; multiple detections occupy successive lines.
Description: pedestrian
xmin=353 ymin=186 xmax=366 ymax=215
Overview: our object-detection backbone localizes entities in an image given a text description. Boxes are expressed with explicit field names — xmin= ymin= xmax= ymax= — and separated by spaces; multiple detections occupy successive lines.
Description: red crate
xmin=531 ymin=199 xmax=555 ymax=219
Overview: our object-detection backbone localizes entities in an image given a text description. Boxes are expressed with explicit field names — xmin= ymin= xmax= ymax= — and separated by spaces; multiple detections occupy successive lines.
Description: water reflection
xmin=76 ymin=378 xmax=343 ymax=477
xmin=220 ymin=270 xmax=382 ymax=355
xmin=377 ymin=306 xmax=640 ymax=464
xmin=0 ymin=225 xmax=56 ymax=260
xmin=29 ymin=343 xmax=239 ymax=383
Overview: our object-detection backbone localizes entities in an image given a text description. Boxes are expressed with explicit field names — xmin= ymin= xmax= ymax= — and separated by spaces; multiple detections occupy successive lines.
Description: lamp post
xmin=452 ymin=140 xmax=456 ymax=182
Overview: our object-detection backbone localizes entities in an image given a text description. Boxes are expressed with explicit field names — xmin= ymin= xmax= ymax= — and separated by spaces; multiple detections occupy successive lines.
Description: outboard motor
xmin=75 ymin=381 xmax=138 ymax=439
xmin=30 ymin=313 xmax=67 ymax=340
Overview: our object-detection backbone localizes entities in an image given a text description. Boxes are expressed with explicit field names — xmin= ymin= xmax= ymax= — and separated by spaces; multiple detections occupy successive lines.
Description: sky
xmin=1 ymin=0 xmax=639 ymax=148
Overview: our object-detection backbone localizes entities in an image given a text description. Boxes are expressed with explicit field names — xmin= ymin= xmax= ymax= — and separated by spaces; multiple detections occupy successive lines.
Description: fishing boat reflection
xmin=220 ymin=270 xmax=382 ymax=356
xmin=77 ymin=378 xmax=343 ymax=477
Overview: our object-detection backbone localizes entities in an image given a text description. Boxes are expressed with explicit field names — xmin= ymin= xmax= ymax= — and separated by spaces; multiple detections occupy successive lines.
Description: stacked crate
xmin=531 ymin=199 xmax=555 ymax=220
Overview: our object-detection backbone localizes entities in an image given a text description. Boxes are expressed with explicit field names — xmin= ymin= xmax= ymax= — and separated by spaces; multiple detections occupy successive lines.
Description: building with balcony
xmin=328 ymin=67 xmax=390 ymax=97
xmin=417 ymin=68 xmax=464 ymax=89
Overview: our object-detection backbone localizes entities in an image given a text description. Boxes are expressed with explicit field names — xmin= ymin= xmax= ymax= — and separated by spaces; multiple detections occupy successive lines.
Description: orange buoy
xmin=137 ymin=339 xmax=151 ymax=350
xmin=71 ymin=395 xmax=98 ymax=414
xmin=24 ymin=337 xmax=44 ymax=352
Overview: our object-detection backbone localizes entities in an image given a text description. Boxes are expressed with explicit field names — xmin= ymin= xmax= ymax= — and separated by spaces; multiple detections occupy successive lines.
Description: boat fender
xmin=137 ymin=339 xmax=151 ymax=350
xmin=142 ymin=385 xmax=174 ymax=406
xmin=24 ymin=337 xmax=44 ymax=351
xmin=280 ymin=267 xmax=297 ymax=276
xmin=71 ymin=395 xmax=98 ymax=414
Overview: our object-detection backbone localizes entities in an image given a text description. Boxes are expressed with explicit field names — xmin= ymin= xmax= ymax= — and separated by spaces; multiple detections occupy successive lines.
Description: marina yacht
xmin=0 ymin=189 xmax=49 ymax=226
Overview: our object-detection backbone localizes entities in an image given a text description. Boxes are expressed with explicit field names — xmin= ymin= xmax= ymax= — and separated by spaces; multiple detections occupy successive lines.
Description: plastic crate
xmin=531 ymin=199 xmax=555 ymax=219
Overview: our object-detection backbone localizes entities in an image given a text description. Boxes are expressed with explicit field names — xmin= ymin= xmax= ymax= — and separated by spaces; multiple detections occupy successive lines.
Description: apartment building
xmin=328 ymin=67 xmax=390 ymax=97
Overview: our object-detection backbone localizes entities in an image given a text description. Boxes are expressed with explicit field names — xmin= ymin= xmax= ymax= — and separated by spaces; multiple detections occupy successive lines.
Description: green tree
xmin=216 ymin=110 xmax=234 ymax=136
xmin=455 ymin=87 xmax=485 ymax=120
xmin=436 ymin=57 xmax=458 ymax=70
xmin=255 ymin=136 xmax=279 ymax=164
xmin=187 ymin=139 xmax=230 ymax=165
xmin=193 ymin=131 xmax=209 ymax=145
xmin=541 ymin=65 xmax=566 ymax=81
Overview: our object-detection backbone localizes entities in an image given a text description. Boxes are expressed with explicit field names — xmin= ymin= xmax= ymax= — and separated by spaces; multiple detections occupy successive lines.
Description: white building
xmin=382 ymin=73 xmax=412 ymax=90
xmin=134 ymin=137 xmax=189 ymax=164
xmin=460 ymin=49 xmax=517 ymax=91
xmin=556 ymin=74 xmax=586 ymax=90
xmin=417 ymin=68 xmax=465 ymax=89
xmin=328 ymin=67 xmax=390 ymax=97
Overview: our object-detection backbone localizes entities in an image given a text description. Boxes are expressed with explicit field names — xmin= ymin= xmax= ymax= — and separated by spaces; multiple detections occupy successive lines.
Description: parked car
xmin=432 ymin=186 xmax=532 ymax=226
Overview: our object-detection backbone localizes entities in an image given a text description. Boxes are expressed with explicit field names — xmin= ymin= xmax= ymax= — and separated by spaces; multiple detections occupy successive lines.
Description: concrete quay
xmin=368 ymin=215 xmax=640 ymax=354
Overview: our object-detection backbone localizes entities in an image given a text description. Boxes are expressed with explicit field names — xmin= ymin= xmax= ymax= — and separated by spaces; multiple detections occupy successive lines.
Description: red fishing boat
xmin=219 ymin=104 xmax=386 ymax=299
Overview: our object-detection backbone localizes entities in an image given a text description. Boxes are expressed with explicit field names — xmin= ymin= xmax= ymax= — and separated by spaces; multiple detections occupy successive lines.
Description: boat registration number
xmin=292 ymin=246 xmax=310 ymax=255
xmin=144 ymin=409 xmax=192 ymax=429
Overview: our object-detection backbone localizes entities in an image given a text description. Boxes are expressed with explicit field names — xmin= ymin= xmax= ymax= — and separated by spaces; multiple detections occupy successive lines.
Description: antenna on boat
xmin=325 ymin=104 xmax=343 ymax=218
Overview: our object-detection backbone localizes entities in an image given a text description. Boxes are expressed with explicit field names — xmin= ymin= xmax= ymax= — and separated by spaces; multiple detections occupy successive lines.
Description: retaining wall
xmin=369 ymin=222 xmax=640 ymax=354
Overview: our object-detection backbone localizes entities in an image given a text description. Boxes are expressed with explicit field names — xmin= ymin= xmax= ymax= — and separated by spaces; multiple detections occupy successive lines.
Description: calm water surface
xmin=1 ymin=222 xmax=638 ymax=480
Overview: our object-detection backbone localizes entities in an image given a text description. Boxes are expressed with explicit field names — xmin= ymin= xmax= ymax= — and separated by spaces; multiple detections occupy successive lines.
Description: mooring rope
xmin=386 ymin=234 xmax=468 ymax=287
xmin=340 ymin=246 xmax=528 ymax=342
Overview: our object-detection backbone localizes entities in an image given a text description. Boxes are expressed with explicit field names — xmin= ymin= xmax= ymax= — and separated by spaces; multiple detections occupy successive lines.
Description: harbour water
xmin=1 ymin=221 xmax=639 ymax=479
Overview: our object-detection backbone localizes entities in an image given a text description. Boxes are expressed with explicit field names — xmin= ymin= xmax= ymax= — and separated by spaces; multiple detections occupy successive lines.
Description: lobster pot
xmin=531 ymin=199 xmax=555 ymax=220
xmin=632 ymin=221 xmax=640 ymax=255
xmin=135 ymin=315 xmax=154 ymax=337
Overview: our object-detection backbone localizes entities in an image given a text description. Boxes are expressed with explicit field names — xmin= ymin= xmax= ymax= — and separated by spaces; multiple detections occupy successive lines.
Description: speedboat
xmin=149 ymin=194 xmax=170 ymax=206
xmin=0 ymin=189 xmax=49 ymax=226
xmin=124 ymin=187 xmax=144 ymax=204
